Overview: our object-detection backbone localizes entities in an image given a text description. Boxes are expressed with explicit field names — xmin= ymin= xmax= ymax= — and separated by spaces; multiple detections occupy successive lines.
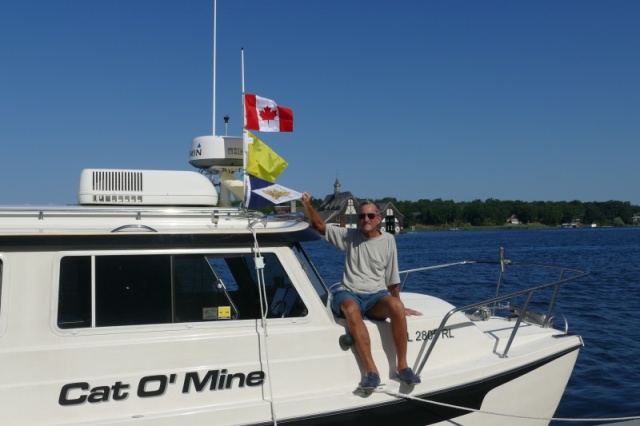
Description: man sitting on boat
xmin=301 ymin=193 xmax=422 ymax=390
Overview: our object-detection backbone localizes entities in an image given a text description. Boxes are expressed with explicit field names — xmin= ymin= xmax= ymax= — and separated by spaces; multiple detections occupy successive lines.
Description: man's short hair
xmin=359 ymin=199 xmax=380 ymax=214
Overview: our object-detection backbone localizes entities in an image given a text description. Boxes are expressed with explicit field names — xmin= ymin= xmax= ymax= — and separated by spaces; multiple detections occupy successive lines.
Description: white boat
xmin=0 ymin=156 xmax=589 ymax=425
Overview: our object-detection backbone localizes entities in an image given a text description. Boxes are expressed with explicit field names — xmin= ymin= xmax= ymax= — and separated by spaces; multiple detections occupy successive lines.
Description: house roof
xmin=378 ymin=201 xmax=405 ymax=220
xmin=319 ymin=191 xmax=358 ymax=211
xmin=318 ymin=191 xmax=358 ymax=222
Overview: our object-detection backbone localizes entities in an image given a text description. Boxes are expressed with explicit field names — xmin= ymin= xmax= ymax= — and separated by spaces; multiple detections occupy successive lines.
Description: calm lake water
xmin=303 ymin=226 xmax=640 ymax=425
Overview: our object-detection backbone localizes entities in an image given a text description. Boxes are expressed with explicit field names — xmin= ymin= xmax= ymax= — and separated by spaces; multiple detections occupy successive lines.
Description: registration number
xmin=408 ymin=328 xmax=454 ymax=342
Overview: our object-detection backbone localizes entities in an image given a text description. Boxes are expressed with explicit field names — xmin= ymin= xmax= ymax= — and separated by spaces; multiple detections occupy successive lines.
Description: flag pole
xmin=212 ymin=0 xmax=217 ymax=135
xmin=241 ymin=48 xmax=248 ymax=208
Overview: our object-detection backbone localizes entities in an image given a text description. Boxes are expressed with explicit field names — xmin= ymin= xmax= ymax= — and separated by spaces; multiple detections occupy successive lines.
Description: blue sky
xmin=1 ymin=0 xmax=639 ymax=206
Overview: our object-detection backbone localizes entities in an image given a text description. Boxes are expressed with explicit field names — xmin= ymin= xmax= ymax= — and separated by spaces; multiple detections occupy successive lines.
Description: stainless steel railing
xmin=403 ymin=248 xmax=589 ymax=375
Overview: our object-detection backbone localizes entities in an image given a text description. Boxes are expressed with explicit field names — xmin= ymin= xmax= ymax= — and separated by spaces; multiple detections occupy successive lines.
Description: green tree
xmin=462 ymin=200 xmax=485 ymax=226
xmin=583 ymin=202 xmax=606 ymax=225
xmin=513 ymin=201 xmax=536 ymax=224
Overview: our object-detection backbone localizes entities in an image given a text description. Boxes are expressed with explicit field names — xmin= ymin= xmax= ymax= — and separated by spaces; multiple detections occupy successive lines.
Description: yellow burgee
xmin=246 ymin=132 xmax=288 ymax=183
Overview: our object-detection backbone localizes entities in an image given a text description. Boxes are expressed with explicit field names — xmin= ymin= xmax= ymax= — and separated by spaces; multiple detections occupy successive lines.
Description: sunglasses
xmin=358 ymin=213 xmax=378 ymax=220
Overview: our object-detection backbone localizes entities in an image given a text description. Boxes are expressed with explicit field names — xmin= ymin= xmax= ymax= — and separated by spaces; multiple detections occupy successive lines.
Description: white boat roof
xmin=0 ymin=205 xmax=311 ymax=236
xmin=0 ymin=168 xmax=314 ymax=239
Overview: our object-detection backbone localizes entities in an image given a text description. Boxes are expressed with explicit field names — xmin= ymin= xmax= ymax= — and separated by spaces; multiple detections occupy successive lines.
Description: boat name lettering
xmin=58 ymin=368 xmax=265 ymax=406
xmin=408 ymin=328 xmax=454 ymax=342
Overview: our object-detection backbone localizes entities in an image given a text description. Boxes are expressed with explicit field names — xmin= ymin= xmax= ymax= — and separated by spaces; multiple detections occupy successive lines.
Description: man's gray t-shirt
xmin=325 ymin=224 xmax=400 ymax=294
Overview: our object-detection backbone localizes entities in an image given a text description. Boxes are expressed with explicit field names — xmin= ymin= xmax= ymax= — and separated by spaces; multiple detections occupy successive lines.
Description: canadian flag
xmin=244 ymin=94 xmax=294 ymax=132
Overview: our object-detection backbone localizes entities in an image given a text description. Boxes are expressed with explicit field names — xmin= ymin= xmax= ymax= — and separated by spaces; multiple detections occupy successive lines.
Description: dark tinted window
xmin=58 ymin=252 xmax=307 ymax=329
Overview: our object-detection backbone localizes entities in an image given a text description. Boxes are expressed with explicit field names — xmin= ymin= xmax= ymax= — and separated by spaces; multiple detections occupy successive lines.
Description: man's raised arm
xmin=301 ymin=192 xmax=326 ymax=235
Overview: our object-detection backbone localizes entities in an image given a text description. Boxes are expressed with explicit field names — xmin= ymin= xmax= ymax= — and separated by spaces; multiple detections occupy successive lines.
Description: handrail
xmin=399 ymin=261 xmax=477 ymax=291
xmin=406 ymin=253 xmax=588 ymax=375
xmin=111 ymin=224 xmax=157 ymax=233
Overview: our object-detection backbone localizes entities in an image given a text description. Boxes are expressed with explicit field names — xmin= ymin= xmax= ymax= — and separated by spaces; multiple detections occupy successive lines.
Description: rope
xmin=377 ymin=387 xmax=640 ymax=423
xmin=248 ymin=225 xmax=278 ymax=426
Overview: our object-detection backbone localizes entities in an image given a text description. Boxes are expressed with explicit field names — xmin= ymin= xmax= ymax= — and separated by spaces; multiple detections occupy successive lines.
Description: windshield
xmin=292 ymin=243 xmax=329 ymax=306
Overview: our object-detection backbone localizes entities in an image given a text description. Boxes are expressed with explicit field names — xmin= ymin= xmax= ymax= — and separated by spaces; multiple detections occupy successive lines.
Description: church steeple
xmin=334 ymin=177 xmax=341 ymax=196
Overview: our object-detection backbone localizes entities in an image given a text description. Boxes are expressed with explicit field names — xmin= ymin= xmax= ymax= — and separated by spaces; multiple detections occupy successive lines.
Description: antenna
xmin=187 ymin=1 xmax=246 ymax=208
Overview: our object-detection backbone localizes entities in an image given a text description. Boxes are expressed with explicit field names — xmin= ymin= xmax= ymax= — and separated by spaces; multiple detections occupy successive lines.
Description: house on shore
xmin=506 ymin=214 xmax=520 ymax=225
xmin=312 ymin=178 xmax=404 ymax=234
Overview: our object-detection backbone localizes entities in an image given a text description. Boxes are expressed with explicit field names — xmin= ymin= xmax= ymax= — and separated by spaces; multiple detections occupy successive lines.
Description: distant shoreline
xmin=403 ymin=224 xmax=637 ymax=233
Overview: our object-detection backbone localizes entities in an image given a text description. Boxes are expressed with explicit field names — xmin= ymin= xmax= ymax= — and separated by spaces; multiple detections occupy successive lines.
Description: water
xmin=303 ymin=227 xmax=640 ymax=425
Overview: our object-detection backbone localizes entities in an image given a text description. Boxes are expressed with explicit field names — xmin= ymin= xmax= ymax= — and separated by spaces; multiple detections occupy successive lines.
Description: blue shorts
xmin=331 ymin=289 xmax=388 ymax=318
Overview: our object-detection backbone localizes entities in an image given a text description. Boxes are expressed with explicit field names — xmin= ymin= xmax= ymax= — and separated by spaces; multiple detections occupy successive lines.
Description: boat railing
xmin=406 ymin=248 xmax=588 ymax=375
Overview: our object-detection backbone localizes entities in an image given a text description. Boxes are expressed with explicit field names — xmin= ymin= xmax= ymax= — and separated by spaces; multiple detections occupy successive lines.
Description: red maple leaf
xmin=259 ymin=106 xmax=278 ymax=123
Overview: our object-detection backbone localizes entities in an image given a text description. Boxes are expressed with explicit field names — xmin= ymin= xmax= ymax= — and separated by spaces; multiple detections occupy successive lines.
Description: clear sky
xmin=1 ymin=0 xmax=639 ymax=206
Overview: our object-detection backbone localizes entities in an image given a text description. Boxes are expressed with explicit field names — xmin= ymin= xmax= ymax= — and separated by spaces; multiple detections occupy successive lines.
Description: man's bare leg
xmin=367 ymin=295 xmax=409 ymax=370
xmin=341 ymin=299 xmax=378 ymax=374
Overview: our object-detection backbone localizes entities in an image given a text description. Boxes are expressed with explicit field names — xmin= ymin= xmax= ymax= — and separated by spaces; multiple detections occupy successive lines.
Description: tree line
xmin=293 ymin=197 xmax=639 ymax=228
xmin=377 ymin=198 xmax=640 ymax=228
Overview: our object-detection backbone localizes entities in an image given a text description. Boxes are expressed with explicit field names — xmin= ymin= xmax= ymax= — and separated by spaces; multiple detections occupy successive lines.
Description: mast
xmin=241 ymin=48 xmax=248 ymax=207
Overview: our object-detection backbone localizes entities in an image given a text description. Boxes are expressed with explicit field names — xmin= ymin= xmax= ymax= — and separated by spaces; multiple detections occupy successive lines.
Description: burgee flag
xmin=246 ymin=175 xmax=302 ymax=209
xmin=246 ymin=132 xmax=288 ymax=183
xmin=245 ymin=94 xmax=294 ymax=132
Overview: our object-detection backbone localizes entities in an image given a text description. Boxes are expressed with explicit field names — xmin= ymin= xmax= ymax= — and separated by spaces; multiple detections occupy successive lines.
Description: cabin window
xmin=58 ymin=256 xmax=92 ymax=327
xmin=58 ymin=252 xmax=307 ymax=329
xmin=292 ymin=244 xmax=329 ymax=305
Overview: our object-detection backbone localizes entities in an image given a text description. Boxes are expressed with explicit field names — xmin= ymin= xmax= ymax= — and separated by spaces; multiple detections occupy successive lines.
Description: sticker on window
xmin=202 ymin=307 xmax=218 ymax=320
xmin=218 ymin=306 xmax=231 ymax=319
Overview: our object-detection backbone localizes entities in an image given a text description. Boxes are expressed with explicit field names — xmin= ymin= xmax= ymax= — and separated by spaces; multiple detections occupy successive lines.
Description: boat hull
xmin=256 ymin=346 xmax=580 ymax=426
